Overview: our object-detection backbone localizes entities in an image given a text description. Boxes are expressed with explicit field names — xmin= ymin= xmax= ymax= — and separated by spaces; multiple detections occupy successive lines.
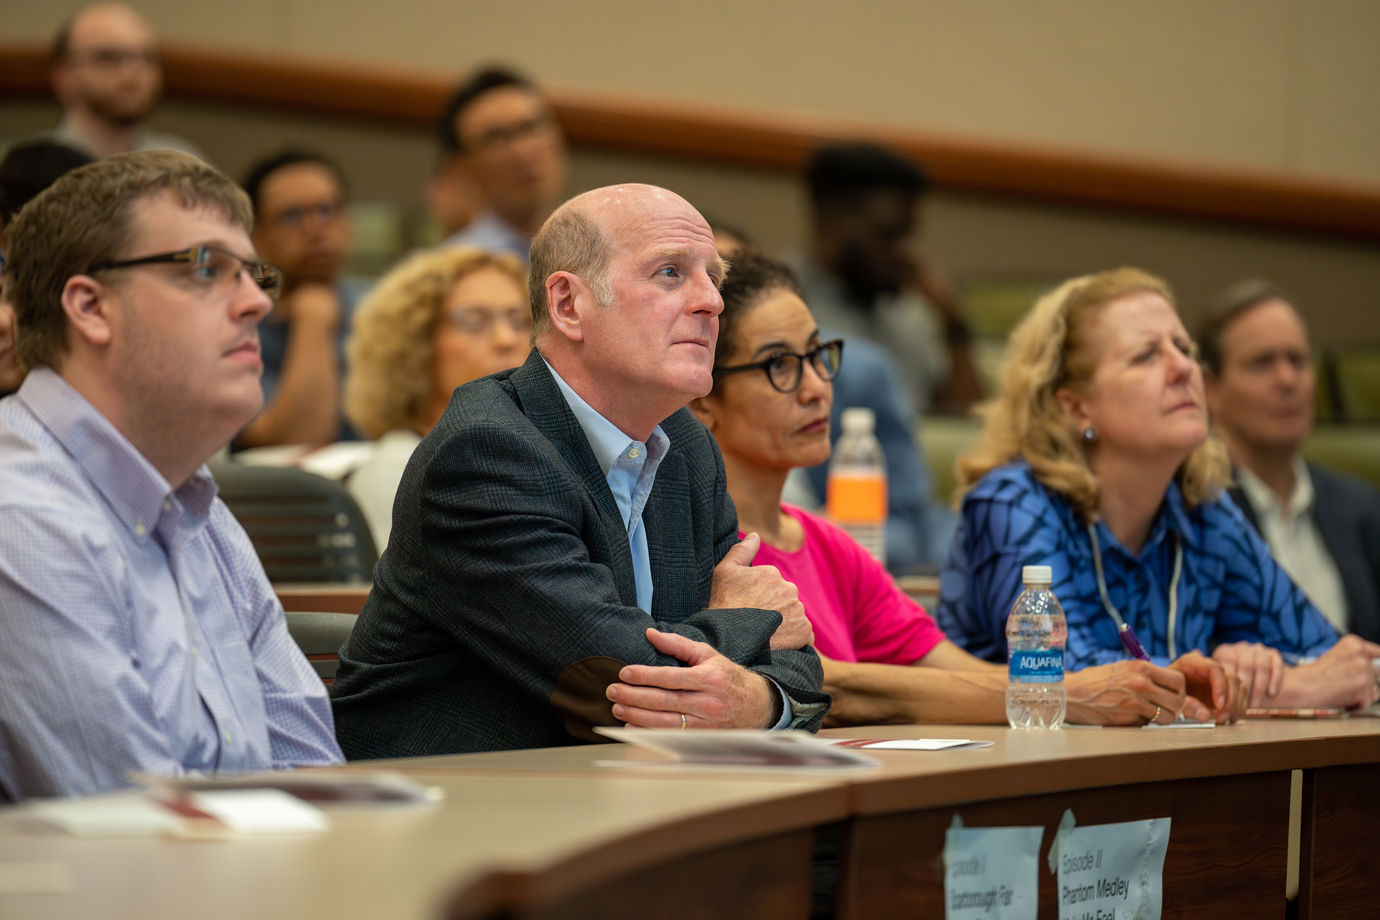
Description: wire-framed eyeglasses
xmin=446 ymin=307 xmax=533 ymax=336
xmin=714 ymin=339 xmax=844 ymax=394
xmin=87 ymin=245 xmax=284 ymax=301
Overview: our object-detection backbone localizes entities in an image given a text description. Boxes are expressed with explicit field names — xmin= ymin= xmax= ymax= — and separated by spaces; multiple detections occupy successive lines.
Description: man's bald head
xmin=528 ymin=184 xmax=704 ymax=338
xmin=53 ymin=4 xmax=154 ymax=60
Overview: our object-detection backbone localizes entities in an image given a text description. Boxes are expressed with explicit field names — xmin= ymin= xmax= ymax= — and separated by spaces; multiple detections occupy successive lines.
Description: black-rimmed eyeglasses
xmin=462 ymin=113 xmax=558 ymax=154
xmin=87 ymin=245 xmax=283 ymax=301
xmin=714 ymin=339 xmax=844 ymax=394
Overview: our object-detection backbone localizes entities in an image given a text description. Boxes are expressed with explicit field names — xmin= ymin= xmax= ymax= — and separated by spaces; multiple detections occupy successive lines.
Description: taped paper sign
xmin=1053 ymin=813 xmax=1171 ymax=920
xmin=943 ymin=816 xmax=1042 ymax=919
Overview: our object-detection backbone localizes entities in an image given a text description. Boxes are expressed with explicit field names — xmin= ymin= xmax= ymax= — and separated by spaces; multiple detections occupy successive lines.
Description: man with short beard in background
xmin=49 ymin=3 xmax=207 ymax=161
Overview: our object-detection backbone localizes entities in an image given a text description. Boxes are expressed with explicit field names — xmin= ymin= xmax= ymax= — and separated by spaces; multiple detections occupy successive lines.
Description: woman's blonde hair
xmin=344 ymin=246 xmax=525 ymax=439
xmin=955 ymin=266 xmax=1229 ymax=520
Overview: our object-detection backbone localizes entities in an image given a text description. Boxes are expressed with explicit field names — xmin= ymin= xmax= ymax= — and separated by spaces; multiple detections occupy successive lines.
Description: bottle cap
xmin=1021 ymin=565 xmax=1052 ymax=585
xmin=840 ymin=407 xmax=875 ymax=434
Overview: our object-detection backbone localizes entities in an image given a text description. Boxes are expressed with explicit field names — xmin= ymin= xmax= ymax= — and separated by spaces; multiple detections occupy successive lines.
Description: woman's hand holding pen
xmin=1170 ymin=651 xmax=1247 ymax=723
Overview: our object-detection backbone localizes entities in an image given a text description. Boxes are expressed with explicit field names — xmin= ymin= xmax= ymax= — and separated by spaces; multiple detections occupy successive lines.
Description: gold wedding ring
xmin=680 ymin=713 xmax=687 ymax=730
xmin=1151 ymin=705 xmax=1162 ymax=724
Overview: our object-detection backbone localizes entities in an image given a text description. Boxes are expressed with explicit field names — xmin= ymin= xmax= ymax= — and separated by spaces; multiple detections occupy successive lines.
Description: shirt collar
xmin=17 ymin=367 xmax=217 ymax=543
xmin=1159 ymin=479 xmax=1195 ymax=545
xmin=541 ymin=357 xmax=669 ymax=474
xmin=444 ymin=211 xmax=532 ymax=263
xmin=1236 ymin=458 xmax=1313 ymax=521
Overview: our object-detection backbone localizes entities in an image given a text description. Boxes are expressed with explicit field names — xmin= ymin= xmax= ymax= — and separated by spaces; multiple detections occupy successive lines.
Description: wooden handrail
xmin=6 ymin=41 xmax=1380 ymax=240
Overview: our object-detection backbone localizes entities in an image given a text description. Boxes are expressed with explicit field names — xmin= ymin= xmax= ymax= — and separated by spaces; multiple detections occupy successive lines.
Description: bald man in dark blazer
xmin=331 ymin=185 xmax=828 ymax=758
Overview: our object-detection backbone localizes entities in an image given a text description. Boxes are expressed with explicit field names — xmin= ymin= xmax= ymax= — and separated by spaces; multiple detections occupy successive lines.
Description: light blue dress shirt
xmin=441 ymin=211 xmax=533 ymax=266
xmin=544 ymin=360 xmax=668 ymax=613
xmin=0 ymin=369 xmax=343 ymax=801
xmin=543 ymin=360 xmax=793 ymax=727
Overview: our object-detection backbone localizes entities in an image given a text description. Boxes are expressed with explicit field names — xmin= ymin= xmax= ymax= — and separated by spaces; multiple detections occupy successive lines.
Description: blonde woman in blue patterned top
xmin=936 ymin=267 xmax=1380 ymax=711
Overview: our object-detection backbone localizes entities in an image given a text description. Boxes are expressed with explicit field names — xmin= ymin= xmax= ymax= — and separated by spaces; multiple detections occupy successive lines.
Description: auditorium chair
xmin=284 ymin=610 xmax=359 ymax=684
xmin=208 ymin=460 xmax=378 ymax=584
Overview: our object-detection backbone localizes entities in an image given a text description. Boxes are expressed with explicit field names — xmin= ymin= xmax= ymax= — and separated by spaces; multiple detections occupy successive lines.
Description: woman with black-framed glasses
xmin=690 ymin=251 xmax=1236 ymax=726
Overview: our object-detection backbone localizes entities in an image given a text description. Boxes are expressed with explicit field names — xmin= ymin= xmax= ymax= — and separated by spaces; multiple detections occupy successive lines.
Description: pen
xmin=1118 ymin=623 xmax=1194 ymax=722
xmin=1118 ymin=623 xmax=1150 ymax=661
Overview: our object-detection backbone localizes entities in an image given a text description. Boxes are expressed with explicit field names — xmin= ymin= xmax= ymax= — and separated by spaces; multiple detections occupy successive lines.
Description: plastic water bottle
xmin=1005 ymin=565 xmax=1067 ymax=730
xmin=827 ymin=407 xmax=887 ymax=563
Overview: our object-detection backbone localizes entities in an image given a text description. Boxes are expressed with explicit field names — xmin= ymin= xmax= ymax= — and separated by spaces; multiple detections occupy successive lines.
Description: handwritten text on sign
xmin=1057 ymin=818 xmax=1170 ymax=920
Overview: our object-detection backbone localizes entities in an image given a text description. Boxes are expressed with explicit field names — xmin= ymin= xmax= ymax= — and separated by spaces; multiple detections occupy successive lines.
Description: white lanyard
xmin=1087 ymin=523 xmax=1184 ymax=660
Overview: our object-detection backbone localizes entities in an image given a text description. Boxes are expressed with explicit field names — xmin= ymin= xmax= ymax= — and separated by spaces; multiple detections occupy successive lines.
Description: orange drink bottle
xmin=827 ymin=408 xmax=887 ymax=563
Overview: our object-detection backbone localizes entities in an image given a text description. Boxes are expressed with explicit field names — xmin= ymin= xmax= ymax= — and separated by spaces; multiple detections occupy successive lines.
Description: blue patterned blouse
xmin=935 ymin=461 xmax=1340 ymax=669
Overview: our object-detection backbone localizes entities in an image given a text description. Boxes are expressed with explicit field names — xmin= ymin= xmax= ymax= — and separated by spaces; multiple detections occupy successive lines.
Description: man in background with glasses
xmin=0 ymin=150 xmax=343 ymax=801
xmin=432 ymin=67 xmax=569 ymax=264
xmin=48 ymin=3 xmax=207 ymax=162
xmin=331 ymin=184 xmax=830 ymax=758
xmin=236 ymin=149 xmax=367 ymax=448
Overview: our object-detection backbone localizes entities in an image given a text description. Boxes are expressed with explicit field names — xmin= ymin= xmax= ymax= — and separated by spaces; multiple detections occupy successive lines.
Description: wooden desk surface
xmin=0 ymin=770 xmax=847 ymax=920
xmin=274 ymin=582 xmax=371 ymax=615
xmin=3 ymin=719 xmax=1376 ymax=919
xmin=822 ymin=719 xmax=1380 ymax=814
xmin=360 ymin=718 xmax=1380 ymax=815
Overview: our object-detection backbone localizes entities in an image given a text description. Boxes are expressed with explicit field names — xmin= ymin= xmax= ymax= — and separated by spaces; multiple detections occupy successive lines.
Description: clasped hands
xmin=606 ymin=534 xmax=812 ymax=730
xmin=1213 ymin=635 xmax=1380 ymax=710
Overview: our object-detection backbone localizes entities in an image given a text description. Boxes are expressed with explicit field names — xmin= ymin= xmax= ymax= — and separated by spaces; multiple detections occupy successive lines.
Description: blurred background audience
xmin=795 ymin=143 xmax=980 ymax=416
xmin=433 ymin=67 xmax=567 ymax=264
xmin=238 ymin=149 xmax=367 ymax=448
xmin=0 ymin=139 xmax=94 ymax=397
xmin=1200 ymin=280 xmax=1380 ymax=643
xmin=47 ymin=3 xmax=205 ymax=161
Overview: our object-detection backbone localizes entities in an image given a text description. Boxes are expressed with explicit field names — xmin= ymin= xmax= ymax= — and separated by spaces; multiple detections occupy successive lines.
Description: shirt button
xmin=134 ymin=522 xmax=147 ymax=537
xmin=628 ymin=447 xmax=640 ymax=459
xmin=191 ymin=646 xmax=199 ymax=657
xmin=162 ymin=500 xmax=172 ymax=512
xmin=223 ymin=732 xmax=233 ymax=745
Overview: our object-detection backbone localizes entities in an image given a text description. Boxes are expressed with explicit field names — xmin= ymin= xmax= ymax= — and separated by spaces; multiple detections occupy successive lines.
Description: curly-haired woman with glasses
xmin=344 ymin=245 xmax=528 ymax=549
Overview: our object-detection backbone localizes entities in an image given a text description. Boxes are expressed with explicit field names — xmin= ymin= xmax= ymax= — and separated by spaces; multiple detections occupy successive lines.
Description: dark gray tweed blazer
xmin=331 ymin=350 xmax=828 ymax=758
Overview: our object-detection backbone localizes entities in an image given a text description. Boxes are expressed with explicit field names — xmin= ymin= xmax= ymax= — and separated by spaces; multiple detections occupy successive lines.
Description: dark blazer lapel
xmin=1309 ymin=464 xmax=1380 ymax=642
xmin=509 ymin=351 xmax=638 ymax=605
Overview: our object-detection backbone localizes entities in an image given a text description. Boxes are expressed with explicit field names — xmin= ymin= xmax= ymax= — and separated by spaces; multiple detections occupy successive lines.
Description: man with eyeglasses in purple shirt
xmin=0 ymin=150 xmax=343 ymax=801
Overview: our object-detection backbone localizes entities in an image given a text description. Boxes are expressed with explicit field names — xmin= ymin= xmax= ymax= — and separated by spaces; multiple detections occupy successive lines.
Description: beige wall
xmin=8 ymin=0 xmax=1380 ymax=184
xmin=4 ymin=1 xmax=1378 ymax=346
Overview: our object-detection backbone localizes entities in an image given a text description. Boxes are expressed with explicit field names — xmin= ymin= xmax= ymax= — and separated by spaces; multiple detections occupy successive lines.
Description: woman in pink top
xmin=691 ymin=252 xmax=1243 ymax=725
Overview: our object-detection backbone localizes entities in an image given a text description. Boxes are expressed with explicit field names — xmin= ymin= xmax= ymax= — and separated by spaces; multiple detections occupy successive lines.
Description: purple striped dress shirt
xmin=0 ymin=368 xmax=342 ymax=801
